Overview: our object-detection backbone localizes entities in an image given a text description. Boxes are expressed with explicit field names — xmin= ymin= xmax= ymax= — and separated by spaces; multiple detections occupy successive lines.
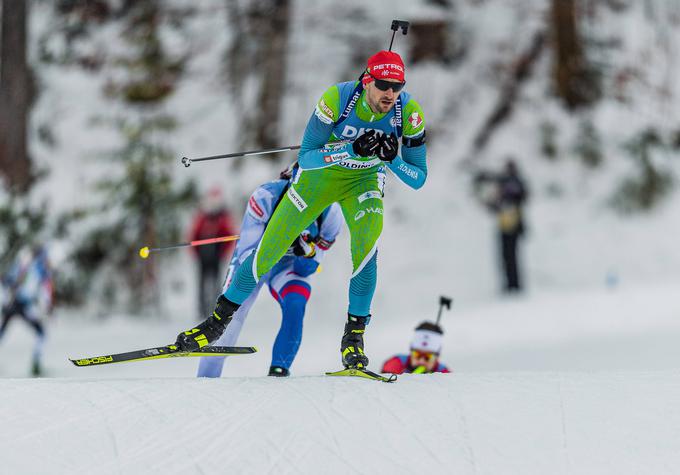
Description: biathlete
xmin=1 ymin=246 xmax=53 ymax=376
xmin=177 ymin=50 xmax=428 ymax=370
xmin=197 ymin=166 xmax=342 ymax=377
xmin=381 ymin=322 xmax=450 ymax=374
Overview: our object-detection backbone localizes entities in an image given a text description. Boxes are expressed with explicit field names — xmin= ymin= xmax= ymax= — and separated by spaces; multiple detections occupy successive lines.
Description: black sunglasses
xmin=369 ymin=73 xmax=406 ymax=93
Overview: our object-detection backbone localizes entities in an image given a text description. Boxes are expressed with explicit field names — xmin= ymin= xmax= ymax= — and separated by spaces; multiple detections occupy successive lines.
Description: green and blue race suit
xmin=224 ymin=80 xmax=427 ymax=317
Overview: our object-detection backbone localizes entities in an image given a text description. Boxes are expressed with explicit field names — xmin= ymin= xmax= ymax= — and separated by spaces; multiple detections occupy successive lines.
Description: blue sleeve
xmin=231 ymin=186 xmax=278 ymax=265
xmin=386 ymin=142 xmax=427 ymax=189
xmin=297 ymin=114 xmax=356 ymax=170
xmin=233 ymin=214 xmax=266 ymax=265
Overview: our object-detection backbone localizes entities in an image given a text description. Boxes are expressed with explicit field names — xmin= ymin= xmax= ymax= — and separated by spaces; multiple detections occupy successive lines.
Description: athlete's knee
xmin=32 ymin=321 xmax=45 ymax=337
xmin=281 ymin=292 xmax=308 ymax=322
xmin=351 ymin=247 xmax=378 ymax=278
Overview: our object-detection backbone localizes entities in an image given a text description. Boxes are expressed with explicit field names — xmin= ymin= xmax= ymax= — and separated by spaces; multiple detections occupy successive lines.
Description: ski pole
xmin=139 ymin=234 xmax=240 ymax=259
xmin=389 ymin=20 xmax=410 ymax=51
xmin=436 ymin=295 xmax=453 ymax=325
xmin=181 ymin=145 xmax=301 ymax=168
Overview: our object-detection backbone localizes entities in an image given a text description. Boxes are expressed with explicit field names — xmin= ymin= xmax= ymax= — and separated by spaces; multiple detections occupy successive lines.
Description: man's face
xmin=365 ymin=79 xmax=401 ymax=113
xmin=409 ymin=349 xmax=438 ymax=372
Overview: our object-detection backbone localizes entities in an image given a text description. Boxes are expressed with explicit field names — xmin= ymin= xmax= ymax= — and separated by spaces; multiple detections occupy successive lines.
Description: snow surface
xmin=4 ymin=371 xmax=680 ymax=475
xmin=3 ymin=282 xmax=680 ymax=474
xmin=5 ymin=1 xmax=680 ymax=473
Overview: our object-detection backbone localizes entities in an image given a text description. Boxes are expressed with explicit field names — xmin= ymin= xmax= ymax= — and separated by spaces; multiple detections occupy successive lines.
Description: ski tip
xmin=325 ymin=368 xmax=397 ymax=383
xmin=68 ymin=357 xmax=93 ymax=367
xmin=68 ymin=356 xmax=114 ymax=367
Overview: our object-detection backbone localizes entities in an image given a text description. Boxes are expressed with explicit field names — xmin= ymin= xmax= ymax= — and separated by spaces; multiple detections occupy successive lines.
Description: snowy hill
xmin=4 ymin=370 xmax=680 ymax=474
xmin=3 ymin=282 xmax=680 ymax=473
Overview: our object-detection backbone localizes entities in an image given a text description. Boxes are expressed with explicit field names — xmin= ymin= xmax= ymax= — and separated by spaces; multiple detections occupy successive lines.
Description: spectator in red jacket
xmin=189 ymin=186 xmax=237 ymax=319
xmin=381 ymin=322 xmax=450 ymax=374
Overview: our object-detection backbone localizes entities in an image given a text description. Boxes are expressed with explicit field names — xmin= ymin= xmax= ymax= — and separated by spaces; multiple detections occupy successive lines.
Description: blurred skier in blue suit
xmin=197 ymin=164 xmax=343 ymax=377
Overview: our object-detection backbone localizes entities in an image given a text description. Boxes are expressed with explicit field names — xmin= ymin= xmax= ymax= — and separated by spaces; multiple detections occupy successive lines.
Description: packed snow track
xmin=3 ymin=372 xmax=680 ymax=474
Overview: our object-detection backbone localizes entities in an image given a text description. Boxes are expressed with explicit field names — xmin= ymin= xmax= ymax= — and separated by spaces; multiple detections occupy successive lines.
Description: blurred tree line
xmin=0 ymin=0 xmax=293 ymax=312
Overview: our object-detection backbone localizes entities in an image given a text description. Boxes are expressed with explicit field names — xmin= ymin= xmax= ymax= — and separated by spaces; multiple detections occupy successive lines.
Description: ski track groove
xmin=558 ymin=376 xmax=571 ymax=475
xmin=257 ymin=385 xmax=306 ymax=474
xmin=286 ymin=381 xmax=368 ymax=475
xmin=196 ymin=378 xmax=283 ymax=469
xmin=0 ymin=384 xmax=95 ymax=444
xmin=178 ymin=380 xmax=252 ymax=473
xmin=377 ymin=380 xmax=447 ymax=469
xmin=98 ymin=381 xmax=205 ymax=475
xmin=81 ymin=386 xmax=122 ymax=475
xmin=451 ymin=386 xmax=478 ymax=474
xmin=100 ymin=383 xmax=173 ymax=455
xmin=1 ymin=383 xmax=121 ymax=475
xmin=325 ymin=379 xmax=348 ymax=421
xmin=363 ymin=383 xmax=409 ymax=464
xmin=262 ymin=418 xmax=305 ymax=475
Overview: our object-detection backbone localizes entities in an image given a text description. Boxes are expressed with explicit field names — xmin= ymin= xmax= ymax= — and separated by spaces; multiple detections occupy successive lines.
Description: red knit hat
xmin=362 ymin=50 xmax=405 ymax=86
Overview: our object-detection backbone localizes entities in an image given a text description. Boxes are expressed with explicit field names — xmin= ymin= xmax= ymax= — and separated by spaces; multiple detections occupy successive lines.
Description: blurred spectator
xmin=189 ymin=187 xmax=236 ymax=319
xmin=381 ymin=322 xmax=450 ymax=374
xmin=0 ymin=245 xmax=54 ymax=377
xmin=475 ymin=159 xmax=529 ymax=293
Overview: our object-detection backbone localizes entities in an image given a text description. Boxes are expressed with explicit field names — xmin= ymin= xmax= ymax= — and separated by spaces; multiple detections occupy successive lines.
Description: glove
xmin=351 ymin=129 xmax=381 ymax=157
xmin=291 ymin=234 xmax=316 ymax=258
xmin=293 ymin=256 xmax=319 ymax=277
xmin=376 ymin=132 xmax=398 ymax=162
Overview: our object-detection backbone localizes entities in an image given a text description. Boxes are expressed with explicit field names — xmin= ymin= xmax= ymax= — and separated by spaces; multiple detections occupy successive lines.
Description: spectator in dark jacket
xmin=189 ymin=187 xmax=237 ymax=319
xmin=475 ymin=159 xmax=529 ymax=293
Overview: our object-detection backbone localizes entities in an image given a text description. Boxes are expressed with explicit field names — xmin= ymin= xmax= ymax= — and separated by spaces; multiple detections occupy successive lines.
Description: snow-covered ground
xmin=4 ymin=371 xmax=680 ymax=475
xmin=2 ymin=281 xmax=680 ymax=473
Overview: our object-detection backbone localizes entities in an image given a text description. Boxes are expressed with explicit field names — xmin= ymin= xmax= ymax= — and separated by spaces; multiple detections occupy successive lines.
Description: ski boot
xmin=176 ymin=295 xmax=239 ymax=351
xmin=340 ymin=314 xmax=370 ymax=369
xmin=31 ymin=359 xmax=42 ymax=377
xmin=268 ymin=366 xmax=290 ymax=377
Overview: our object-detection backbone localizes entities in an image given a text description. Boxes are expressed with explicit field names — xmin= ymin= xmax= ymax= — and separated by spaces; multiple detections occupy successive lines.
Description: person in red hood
xmin=189 ymin=186 xmax=237 ymax=319
xmin=382 ymin=322 xmax=451 ymax=374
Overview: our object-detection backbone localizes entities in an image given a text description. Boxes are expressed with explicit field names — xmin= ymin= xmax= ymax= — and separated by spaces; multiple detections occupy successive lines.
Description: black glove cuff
xmin=402 ymin=130 xmax=426 ymax=148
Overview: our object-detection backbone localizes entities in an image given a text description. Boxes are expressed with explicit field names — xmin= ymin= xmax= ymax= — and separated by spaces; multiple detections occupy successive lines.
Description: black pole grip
xmin=439 ymin=296 xmax=452 ymax=310
xmin=436 ymin=295 xmax=453 ymax=325
xmin=388 ymin=20 xmax=410 ymax=51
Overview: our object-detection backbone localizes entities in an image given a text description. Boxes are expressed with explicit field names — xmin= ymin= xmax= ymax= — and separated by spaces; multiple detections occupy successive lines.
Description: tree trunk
xmin=550 ymin=0 xmax=592 ymax=109
xmin=0 ymin=0 xmax=33 ymax=192
xmin=472 ymin=31 xmax=547 ymax=152
xmin=226 ymin=0 xmax=290 ymax=151
xmin=254 ymin=0 xmax=290 ymax=149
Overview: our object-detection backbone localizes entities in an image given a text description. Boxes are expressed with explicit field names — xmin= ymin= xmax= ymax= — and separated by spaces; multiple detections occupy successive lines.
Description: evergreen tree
xmin=75 ymin=115 xmax=195 ymax=309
